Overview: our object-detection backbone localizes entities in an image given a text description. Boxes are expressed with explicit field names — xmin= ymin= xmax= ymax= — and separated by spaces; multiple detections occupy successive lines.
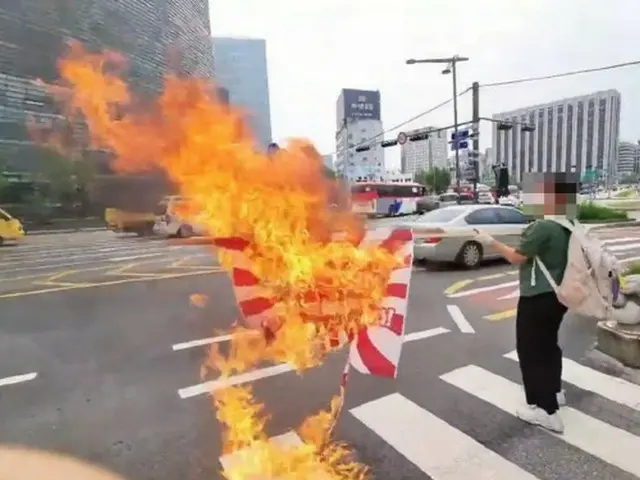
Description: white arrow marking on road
xmin=446 ymin=305 xmax=475 ymax=333
xmin=177 ymin=326 xmax=451 ymax=399
xmin=0 ymin=372 xmax=37 ymax=388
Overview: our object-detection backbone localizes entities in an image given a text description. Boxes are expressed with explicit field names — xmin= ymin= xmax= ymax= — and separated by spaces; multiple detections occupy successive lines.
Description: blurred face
xmin=522 ymin=172 xmax=577 ymax=218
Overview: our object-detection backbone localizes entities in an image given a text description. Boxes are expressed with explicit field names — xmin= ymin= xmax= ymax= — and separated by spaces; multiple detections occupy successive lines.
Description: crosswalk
xmin=447 ymin=229 xmax=640 ymax=321
xmin=217 ymin=349 xmax=640 ymax=479
xmin=348 ymin=352 xmax=640 ymax=479
xmin=0 ymin=231 xmax=216 ymax=276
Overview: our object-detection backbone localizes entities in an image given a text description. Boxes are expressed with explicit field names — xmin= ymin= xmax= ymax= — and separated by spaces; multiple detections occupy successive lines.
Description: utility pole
xmin=405 ymin=55 xmax=469 ymax=196
xmin=471 ymin=82 xmax=480 ymax=200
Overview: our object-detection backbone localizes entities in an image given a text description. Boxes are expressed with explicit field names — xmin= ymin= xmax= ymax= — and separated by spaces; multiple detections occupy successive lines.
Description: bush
xmin=577 ymin=202 xmax=628 ymax=222
xmin=614 ymin=189 xmax=637 ymax=198
xmin=624 ymin=262 xmax=640 ymax=276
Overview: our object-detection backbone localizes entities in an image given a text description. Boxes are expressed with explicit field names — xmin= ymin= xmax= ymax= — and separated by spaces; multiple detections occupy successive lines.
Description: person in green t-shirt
xmin=473 ymin=172 xmax=578 ymax=434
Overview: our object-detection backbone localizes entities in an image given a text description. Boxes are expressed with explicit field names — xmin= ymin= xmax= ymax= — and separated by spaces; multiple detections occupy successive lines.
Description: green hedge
xmin=577 ymin=202 xmax=628 ymax=222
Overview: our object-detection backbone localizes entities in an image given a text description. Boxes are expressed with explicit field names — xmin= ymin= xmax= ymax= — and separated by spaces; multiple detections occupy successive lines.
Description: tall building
xmin=334 ymin=88 xmax=384 ymax=182
xmin=0 ymin=0 xmax=214 ymax=168
xmin=212 ymin=37 xmax=273 ymax=150
xmin=617 ymin=141 xmax=640 ymax=177
xmin=399 ymin=126 xmax=448 ymax=177
xmin=322 ymin=154 xmax=334 ymax=171
xmin=491 ymin=90 xmax=621 ymax=183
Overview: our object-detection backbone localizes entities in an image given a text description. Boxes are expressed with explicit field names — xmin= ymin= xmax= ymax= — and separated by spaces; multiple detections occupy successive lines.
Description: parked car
xmin=416 ymin=195 xmax=440 ymax=213
xmin=0 ymin=207 xmax=25 ymax=245
xmin=400 ymin=204 xmax=529 ymax=268
xmin=152 ymin=196 xmax=208 ymax=238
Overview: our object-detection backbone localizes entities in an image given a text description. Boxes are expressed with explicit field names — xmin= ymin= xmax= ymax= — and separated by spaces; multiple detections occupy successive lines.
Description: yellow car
xmin=0 ymin=207 xmax=25 ymax=245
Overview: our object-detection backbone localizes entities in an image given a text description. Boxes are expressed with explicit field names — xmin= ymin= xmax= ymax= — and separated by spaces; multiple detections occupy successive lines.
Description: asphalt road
xmin=1 ymin=228 xmax=640 ymax=479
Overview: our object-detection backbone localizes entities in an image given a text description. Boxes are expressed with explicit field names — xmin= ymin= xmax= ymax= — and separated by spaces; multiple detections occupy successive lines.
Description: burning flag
xmin=51 ymin=41 xmax=415 ymax=479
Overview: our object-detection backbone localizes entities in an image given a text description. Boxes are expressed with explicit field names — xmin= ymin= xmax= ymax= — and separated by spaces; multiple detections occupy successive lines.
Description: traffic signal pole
xmin=471 ymin=82 xmax=480 ymax=200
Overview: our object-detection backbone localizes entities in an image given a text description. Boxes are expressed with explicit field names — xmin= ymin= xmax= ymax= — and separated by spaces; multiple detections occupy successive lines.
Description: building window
xmin=566 ymin=104 xmax=574 ymax=171
xmin=576 ymin=102 xmax=584 ymax=170
xmin=596 ymin=98 xmax=606 ymax=170
xmin=586 ymin=99 xmax=595 ymax=169
xmin=546 ymin=107 xmax=553 ymax=172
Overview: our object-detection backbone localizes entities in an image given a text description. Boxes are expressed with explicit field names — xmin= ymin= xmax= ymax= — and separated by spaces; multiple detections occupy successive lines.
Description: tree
xmin=416 ymin=167 xmax=451 ymax=194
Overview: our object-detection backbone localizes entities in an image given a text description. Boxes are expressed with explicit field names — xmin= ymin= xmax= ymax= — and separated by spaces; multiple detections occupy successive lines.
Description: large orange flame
xmin=52 ymin=41 xmax=405 ymax=479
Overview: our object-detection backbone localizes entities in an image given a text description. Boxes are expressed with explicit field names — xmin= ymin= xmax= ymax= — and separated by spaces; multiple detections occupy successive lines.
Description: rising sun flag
xmin=50 ymin=41 xmax=414 ymax=479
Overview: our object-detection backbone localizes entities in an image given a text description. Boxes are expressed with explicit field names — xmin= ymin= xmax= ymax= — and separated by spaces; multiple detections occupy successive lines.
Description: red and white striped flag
xmin=213 ymin=227 xmax=414 ymax=378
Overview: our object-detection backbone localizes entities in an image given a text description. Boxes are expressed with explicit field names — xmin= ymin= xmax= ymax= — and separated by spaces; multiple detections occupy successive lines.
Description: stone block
xmin=596 ymin=320 xmax=640 ymax=368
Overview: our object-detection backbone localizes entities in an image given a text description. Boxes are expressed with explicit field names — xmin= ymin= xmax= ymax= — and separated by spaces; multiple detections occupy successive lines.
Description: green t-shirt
xmin=516 ymin=219 xmax=571 ymax=297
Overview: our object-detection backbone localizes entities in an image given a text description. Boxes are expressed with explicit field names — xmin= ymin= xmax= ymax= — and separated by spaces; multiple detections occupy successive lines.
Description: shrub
xmin=577 ymin=202 xmax=628 ymax=222
xmin=623 ymin=261 xmax=640 ymax=277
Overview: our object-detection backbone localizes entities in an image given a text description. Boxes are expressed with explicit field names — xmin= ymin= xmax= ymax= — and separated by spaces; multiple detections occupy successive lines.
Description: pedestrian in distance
xmin=473 ymin=172 xmax=580 ymax=434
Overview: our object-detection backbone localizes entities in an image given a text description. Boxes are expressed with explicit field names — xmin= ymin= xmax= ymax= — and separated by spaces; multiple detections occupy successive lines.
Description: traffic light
xmin=355 ymin=145 xmax=371 ymax=152
xmin=521 ymin=123 xmax=535 ymax=132
xmin=409 ymin=132 xmax=429 ymax=142
xmin=497 ymin=122 xmax=513 ymax=131
xmin=380 ymin=139 xmax=398 ymax=148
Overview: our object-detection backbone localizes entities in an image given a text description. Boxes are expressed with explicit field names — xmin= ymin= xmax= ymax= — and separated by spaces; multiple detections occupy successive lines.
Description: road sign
xmin=397 ymin=132 xmax=407 ymax=145
xmin=451 ymin=140 xmax=468 ymax=151
xmin=450 ymin=130 xmax=469 ymax=141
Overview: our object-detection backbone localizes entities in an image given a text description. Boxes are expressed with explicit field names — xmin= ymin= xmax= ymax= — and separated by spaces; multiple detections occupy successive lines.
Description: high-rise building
xmin=491 ymin=90 xmax=621 ymax=183
xmin=399 ymin=126 xmax=448 ymax=177
xmin=617 ymin=141 xmax=640 ymax=178
xmin=334 ymin=88 xmax=383 ymax=182
xmin=322 ymin=154 xmax=334 ymax=171
xmin=0 ymin=0 xmax=214 ymax=167
xmin=212 ymin=37 xmax=273 ymax=150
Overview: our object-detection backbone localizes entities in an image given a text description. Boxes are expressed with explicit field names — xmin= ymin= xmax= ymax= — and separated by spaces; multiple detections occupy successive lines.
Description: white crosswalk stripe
xmin=348 ymin=353 xmax=640 ymax=478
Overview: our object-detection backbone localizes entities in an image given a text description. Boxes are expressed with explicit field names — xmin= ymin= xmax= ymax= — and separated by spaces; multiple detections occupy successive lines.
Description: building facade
xmin=212 ymin=37 xmax=273 ymax=150
xmin=322 ymin=154 xmax=334 ymax=171
xmin=0 ymin=0 xmax=214 ymax=168
xmin=399 ymin=126 xmax=448 ymax=177
xmin=617 ymin=141 xmax=640 ymax=178
xmin=491 ymin=90 xmax=621 ymax=183
xmin=334 ymin=88 xmax=384 ymax=182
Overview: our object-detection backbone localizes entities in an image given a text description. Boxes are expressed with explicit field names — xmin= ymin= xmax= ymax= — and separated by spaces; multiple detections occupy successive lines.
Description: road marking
xmin=484 ymin=309 xmax=517 ymax=321
xmin=443 ymin=279 xmax=473 ymax=295
xmin=178 ymin=326 xmax=450 ymax=399
xmin=441 ymin=365 xmax=640 ymax=477
xmin=219 ymin=431 xmax=309 ymax=474
xmin=446 ymin=305 xmax=474 ymax=333
xmin=620 ymin=255 xmax=640 ymax=263
xmin=504 ymin=351 xmax=640 ymax=411
xmin=0 ymin=372 xmax=38 ymax=387
xmin=601 ymin=237 xmax=640 ymax=245
xmin=447 ymin=280 xmax=519 ymax=298
xmin=476 ymin=272 xmax=511 ymax=281
xmin=607 ymin=242 xmax=640 ymax=252
xmin=0 ymin=268 xmax=225 ymax=299
xmin=497 ymin=289 xmax=519 ymax=300
xmin=108 ymin=253 xmax=164 ymax=262
xmin=350 ymin=393 xmax=540 ymax=479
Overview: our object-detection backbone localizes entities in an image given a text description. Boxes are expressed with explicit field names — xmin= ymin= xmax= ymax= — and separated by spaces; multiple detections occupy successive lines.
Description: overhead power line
xmin=481 ymin=60 xmax=640 ymax=88
xmin=330 ymin=87 xmax=471 ymax=157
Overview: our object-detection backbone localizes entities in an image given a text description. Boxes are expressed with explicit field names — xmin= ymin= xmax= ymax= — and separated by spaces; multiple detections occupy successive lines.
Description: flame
xmin=53 ymin=41 xmax=405 ymax=479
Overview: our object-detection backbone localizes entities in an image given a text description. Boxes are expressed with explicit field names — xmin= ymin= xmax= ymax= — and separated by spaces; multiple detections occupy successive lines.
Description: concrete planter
xmin=596 ymin=321 xmax=640 ymax=368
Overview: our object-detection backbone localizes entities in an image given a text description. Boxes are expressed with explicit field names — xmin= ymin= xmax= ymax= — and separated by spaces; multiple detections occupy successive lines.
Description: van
xmin=0 ymin=207 xmax=25 ymax=245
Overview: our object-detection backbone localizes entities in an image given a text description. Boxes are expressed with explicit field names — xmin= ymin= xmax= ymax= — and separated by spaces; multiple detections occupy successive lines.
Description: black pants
xmin=516 ymin=292 xmax=567 ymax=414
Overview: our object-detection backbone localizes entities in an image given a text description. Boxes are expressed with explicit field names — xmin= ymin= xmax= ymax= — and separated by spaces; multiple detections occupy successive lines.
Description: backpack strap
xmin=533 ymin=257 xmax=559 ymax=292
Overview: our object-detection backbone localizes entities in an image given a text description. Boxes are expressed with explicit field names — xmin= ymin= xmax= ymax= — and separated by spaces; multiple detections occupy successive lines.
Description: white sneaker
xmin=557 ymin=390 xmax=566 ymax=406
xmin=516 ymin=406 xmax=564 ymax=433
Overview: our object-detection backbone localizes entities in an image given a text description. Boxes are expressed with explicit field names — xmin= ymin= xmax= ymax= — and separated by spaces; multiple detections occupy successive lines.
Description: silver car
xmin=401 ymin=205 xmax=529 ymax=268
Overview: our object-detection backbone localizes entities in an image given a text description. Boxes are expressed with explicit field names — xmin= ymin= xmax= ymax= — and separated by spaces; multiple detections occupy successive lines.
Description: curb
xmin=26 ymin=227 xmax=107 ymax=236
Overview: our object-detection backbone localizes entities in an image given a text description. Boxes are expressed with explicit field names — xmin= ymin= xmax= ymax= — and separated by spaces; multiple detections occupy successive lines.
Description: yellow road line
xmin=484 ymin=309 xmax=517 ymax=321
xmin=476 ymin=273 xmax=507 ymax=281
xmin=0 ymin=268 xmax=225 ymax=300
xmin=444 ymin=279 xmax=473 ymax=295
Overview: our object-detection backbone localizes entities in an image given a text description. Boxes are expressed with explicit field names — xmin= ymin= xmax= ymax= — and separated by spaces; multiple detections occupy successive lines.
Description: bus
xmin=350 ymin=182 xmax=426 ymax=216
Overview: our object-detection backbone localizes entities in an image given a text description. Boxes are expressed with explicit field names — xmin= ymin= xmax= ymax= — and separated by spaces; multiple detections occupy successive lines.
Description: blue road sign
xmin=451 ymin=140 xmax=469 ymax=151
xmin=450 ymin=129 xmax=469 ymax=141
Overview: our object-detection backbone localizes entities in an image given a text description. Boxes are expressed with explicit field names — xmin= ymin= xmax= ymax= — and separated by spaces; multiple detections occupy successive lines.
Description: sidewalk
xmin=26 ymin=226 xmax=107 ymax=236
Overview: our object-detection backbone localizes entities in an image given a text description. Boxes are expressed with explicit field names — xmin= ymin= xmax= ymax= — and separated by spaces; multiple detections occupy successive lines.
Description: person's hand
xmin=473 ymin=228 xmax=495 ymax=245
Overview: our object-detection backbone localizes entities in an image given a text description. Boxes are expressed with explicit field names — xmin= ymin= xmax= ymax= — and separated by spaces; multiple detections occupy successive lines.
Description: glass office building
xmin=212 ymin=37 xmax=273 ymax=150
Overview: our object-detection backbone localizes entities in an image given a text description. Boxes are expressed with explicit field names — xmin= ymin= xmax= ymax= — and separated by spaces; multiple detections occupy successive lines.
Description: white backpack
xmin=534 ymin=218 xmax=620 ymax=320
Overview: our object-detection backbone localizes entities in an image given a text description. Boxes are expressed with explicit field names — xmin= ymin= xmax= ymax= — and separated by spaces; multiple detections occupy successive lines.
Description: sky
xmin=208 ymin=0 xmax=640 ymax=170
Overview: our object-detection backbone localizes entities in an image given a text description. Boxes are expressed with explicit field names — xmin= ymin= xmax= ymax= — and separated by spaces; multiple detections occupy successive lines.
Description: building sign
xmin=343 ymin=89 xmax=381 ymax=122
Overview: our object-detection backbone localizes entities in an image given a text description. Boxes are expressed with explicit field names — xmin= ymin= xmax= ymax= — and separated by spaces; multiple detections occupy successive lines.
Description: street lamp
xmin=405 ymin=55 xmax=469 ymax=195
